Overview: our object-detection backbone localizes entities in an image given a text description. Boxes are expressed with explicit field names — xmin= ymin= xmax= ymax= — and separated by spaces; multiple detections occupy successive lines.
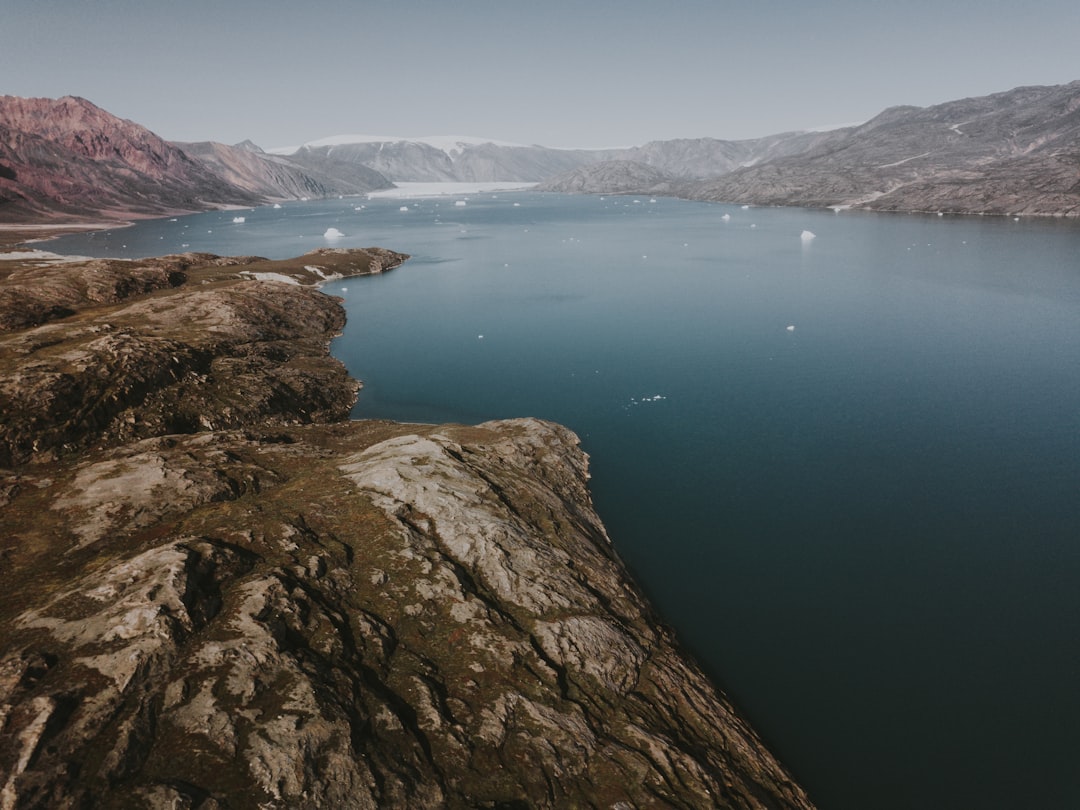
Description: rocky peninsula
xmin=0 ymin=247 xmax=815 ymax=808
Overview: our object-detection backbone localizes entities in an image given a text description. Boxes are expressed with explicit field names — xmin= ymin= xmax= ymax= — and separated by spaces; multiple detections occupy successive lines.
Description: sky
xmin=3 ymin=0 xmax=1079 ymax=150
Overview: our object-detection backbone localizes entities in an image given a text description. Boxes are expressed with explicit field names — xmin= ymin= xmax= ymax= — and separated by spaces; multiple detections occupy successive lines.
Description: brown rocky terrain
xmin=0 ymin=247 xmax=815 ymax=808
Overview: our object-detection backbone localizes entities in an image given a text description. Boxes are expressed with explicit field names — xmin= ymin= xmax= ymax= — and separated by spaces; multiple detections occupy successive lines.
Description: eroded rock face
xmin=0 ymin=249 xmax=815 ymax=809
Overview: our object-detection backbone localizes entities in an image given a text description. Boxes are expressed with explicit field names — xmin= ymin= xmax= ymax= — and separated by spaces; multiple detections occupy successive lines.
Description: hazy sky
xmin=3 ymin=0 xmax=1078 ymax=149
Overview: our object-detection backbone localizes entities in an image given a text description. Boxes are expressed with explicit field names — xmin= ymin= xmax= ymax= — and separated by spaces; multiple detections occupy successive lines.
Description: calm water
xmin=48 ymin=194 xmax=1080 ymax=809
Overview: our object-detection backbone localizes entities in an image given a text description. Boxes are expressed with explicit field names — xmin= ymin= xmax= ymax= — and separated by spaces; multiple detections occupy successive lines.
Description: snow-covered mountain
xmin=270 ymin=136 xmax=619 ymax=183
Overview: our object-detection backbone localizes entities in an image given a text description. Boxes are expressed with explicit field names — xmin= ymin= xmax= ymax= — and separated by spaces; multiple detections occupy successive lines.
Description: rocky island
xmin=0 ymin=247 xmax=815 ymax=808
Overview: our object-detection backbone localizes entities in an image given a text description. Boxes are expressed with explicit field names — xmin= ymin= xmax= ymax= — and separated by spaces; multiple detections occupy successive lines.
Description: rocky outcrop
xmin=0 ymin=247 xmax=815 ymax=808
xmin=0 ymin=247 xmax=408 ymax=466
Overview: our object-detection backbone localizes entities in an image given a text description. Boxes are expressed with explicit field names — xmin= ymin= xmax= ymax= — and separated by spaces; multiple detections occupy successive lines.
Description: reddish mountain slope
xmin=0 ymin=95 xmax=259 ymax=222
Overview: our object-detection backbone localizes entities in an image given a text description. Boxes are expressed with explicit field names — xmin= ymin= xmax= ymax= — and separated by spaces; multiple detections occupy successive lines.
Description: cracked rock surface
xmin=0 ymin=249 xmax=815 ymax=809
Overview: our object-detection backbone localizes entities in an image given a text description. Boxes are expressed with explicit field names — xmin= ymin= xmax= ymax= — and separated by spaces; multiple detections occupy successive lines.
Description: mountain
xmin=538 ymin=159 xmax=677 ymax=194
xmin=0 ymin=247 xmax=816 ymax=809
xmin=537 ymin=131 xmax=852 ymax=195
xmin=177 ymin=139 xmax=393 ymax=200
xmin=684 ymin=81 xmax=1080 ymax=215
xmin=0 ymin=96 xmax=262 ymax=222
xmin=611 ymin=131 xmax=848 ymax=179
xmin=272 ymin=135 xmax=619 ymax=183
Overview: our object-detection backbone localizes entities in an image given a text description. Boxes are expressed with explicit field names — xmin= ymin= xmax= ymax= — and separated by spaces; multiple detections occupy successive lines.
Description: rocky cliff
xmin=0 ymin=247 xmax=815 ymax=809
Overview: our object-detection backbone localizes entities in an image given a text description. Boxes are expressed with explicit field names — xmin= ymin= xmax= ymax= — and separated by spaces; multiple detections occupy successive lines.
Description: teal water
xmin=48 ymin=194 xmax=1080 ymax=809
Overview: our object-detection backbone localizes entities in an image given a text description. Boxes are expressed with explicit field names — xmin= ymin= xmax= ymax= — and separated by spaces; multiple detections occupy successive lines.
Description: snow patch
xmin=240 ymin=272 xmax=301 ymax=285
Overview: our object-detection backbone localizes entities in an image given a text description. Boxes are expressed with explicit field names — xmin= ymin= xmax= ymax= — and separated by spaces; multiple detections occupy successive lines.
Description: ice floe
xmin=800 ymin=230 xmax=816 ymax=242
xmin=232 ymin=216 xmax=246 ymax=223
xmin=324 ymin=228 xmax=345 ymax=239
xmin=721 ymin=213 xmax=731 ymax=222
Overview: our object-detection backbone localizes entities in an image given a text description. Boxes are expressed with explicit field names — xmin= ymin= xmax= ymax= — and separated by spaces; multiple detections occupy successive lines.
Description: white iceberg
xmin=400 ymin=206 xmax=410 ymax=212
xmin=801 ymin=230 xmax=816 ymax=242
xmin=455 ymin=200 xmax=468 ymax=207
xmin=721 ymin=213 xmax=731 ymax=222
xmin=232 ymin=216 xmax=246 ymax=223
xmin=787 ymin=324 xmax=796 ymax=332
xmin=272 ymin=203 xmax=282 ymax=209
xmin=324 ymin=228 xmax=345 ymax=239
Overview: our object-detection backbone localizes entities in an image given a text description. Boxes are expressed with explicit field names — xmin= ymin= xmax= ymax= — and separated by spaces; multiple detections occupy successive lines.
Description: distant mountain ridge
xmin=2 ymin=80 xmax=1078 ymax=223
xmin=271 ymin=136 xmax=620 ymax=183
xmin=544 ymin=81 xmax=1080 ymax=216
xmin=684 ymin=80 xmax=1080 ymax=215
xmin=0 ymin=96 xmax=392 ymax=223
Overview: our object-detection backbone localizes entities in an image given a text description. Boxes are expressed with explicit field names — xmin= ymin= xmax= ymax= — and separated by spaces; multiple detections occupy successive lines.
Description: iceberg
xmin=272 ymin=203 xmax=282 ymax=209
xmin=801 ymin=230 xmax=816 ymax=242
xmin=455 ymin=200 xmax=468 ymax=207
xmin=323 ymin=228 xmax=345 ymax=239
xmin=721 ymin=214 xmax=731 ymax=222
xmin=232 ymin=216 xmax=246 ymax=223
xmin=400 ymin=206 xmax=410 ymax=212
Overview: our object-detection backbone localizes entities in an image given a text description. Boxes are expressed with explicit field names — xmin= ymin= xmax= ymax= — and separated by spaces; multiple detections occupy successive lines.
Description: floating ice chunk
xmin=455 ymin=200 xmax=467 ymax=207
xmin=741 ymin=205 xmax=750 ymax=210
xmin=400 ymin=206 xmax=410 ymax=212
xmin=649 ymin=198 xmax=657 ymax=203
xmin=721 ymin=213 xmax=731 ymax=222
xmin=324 ymin=227 xmax=345 ymax=239
xmin=513 ymin=202 xmax=521 ymax=207
xmin=801 ymin=230 xmax=816 ymax=242
xmin=273 ymin=203 xmax=282 ymax=209
xmin=169 ymin=218 xmax=178 ymax=222
xmin=478 ymin=334 xmax=484 ymax=339
xmin=232 ymin=216 xmax=246 ymax=223
xmin=786 ymin=324 xmax=796 ymax=331
xmin=750 ymin=224 xmax=757 ymax=229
